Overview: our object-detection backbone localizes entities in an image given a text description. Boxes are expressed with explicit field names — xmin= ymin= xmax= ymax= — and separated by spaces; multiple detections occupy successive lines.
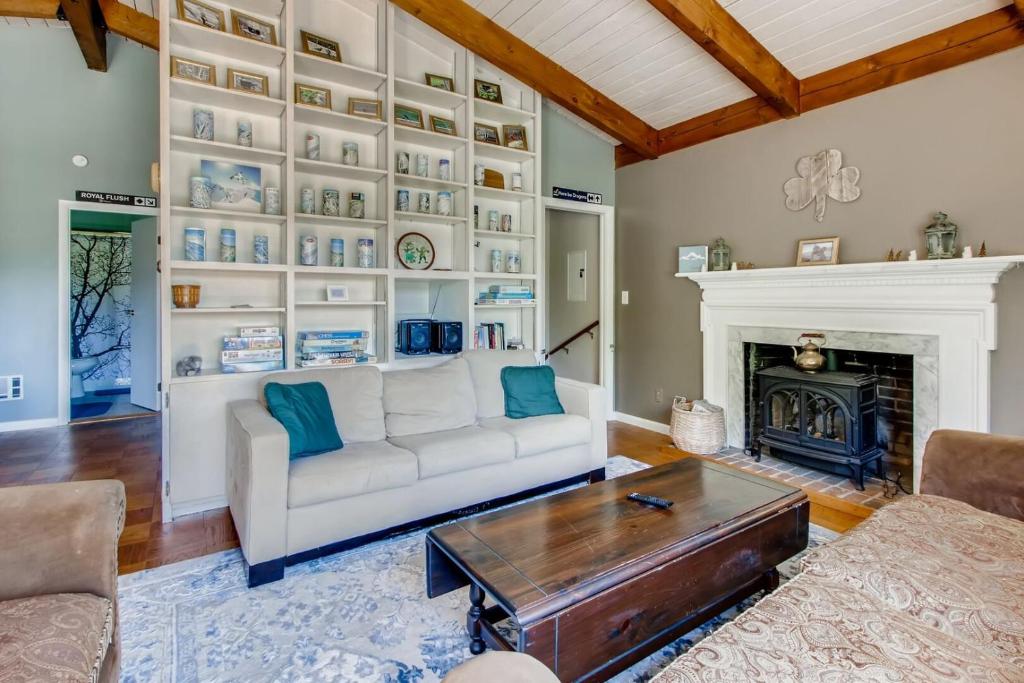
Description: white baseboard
xmin=0 ymin=417 xmax=61 ymax=433
xmin=171 ymin=495 xmax=228 ymax=519
xmin=611 ymin=411 xmax=670 ymax=435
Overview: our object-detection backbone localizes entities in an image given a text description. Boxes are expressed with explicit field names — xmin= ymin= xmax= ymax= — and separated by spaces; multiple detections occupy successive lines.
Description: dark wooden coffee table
xmin=425 ymin=458 xmax=809 ymax=682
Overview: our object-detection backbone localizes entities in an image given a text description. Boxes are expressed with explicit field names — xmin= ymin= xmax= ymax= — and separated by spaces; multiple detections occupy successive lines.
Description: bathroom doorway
xmin=59 ymin=201 xmax=161 ymax=424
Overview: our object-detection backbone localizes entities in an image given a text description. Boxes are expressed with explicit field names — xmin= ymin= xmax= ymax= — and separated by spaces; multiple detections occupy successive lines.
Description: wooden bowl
xmin=172 ymin=284 xmax=201 ymax=309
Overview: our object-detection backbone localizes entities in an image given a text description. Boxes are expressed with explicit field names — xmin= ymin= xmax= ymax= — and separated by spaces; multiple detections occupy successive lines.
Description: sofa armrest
xmin=920 ymin=429 xmax=1024 ymax=521
xmin=555 ymin=377 xmax=608 ymax=472
xmin=227 ymin=400 xmax=290 ymax=567
xmin=0 ymin=480 xmax=124 ymax=603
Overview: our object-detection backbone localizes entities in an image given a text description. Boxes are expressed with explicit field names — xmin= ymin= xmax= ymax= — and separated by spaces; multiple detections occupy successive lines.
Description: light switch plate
xmin=621 ymin=290 xmax=629 ymax=305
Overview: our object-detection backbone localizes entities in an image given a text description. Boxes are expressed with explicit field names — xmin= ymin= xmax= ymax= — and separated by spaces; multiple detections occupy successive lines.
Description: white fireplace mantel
xmin=677 ymin=256 xmax=1024 ymax=491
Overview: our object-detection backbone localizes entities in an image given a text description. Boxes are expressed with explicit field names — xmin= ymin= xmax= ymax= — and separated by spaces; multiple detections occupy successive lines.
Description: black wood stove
xmin=754 ymin=366 xmax=884 ymax=490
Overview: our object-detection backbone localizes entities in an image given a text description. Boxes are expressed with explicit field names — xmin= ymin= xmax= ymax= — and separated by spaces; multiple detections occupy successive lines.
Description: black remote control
xmin=628 ymin=492 xmax=673 ymax=509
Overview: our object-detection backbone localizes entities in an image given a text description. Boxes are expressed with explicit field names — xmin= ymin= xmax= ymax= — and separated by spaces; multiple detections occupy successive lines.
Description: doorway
xmin=59 ymin=201 xmax=161 ymax=424
xmin=542 ymin=198 xmax=615 ymax=415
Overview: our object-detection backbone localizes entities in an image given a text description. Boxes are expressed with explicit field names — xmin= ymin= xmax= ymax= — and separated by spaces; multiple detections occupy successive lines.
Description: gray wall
xmin=546 ymin=210 xmax=600 ymax=384
xmin=0 ymin=31 xmax=158 ymax=425
xmin=542 ymin=102 xmax=616 ymax=205
xmin=615 ymin=47 xmax=1024 ymax=434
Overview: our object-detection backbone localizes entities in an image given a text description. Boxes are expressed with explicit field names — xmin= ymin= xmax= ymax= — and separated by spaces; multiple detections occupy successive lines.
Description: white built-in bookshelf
xmin=158 ymin=0 xmax=543 ymax=516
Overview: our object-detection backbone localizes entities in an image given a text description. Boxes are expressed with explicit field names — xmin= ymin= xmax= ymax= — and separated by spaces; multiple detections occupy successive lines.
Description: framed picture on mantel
xmin=677 ymin=245 xmax=708 ymax=274
xmin=796 ymin=237 xmax=840 ymax=266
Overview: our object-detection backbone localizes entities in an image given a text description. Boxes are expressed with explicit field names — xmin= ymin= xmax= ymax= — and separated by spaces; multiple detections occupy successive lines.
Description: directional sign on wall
xmin=552 ymin=187 xmax=603 ymax=205
xmin=76 ymin=191 xmax=158 ymax=208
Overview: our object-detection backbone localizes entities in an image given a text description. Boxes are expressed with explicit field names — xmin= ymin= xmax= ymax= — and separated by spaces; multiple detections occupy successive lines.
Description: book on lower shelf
xmin=221 ymin=329 xmax=284 ymax=374
xmin=475 ymin=322 xmax=505 ymax=350
xmin=476 ymin=284 xmax=535 ymax=305
xmin=296 ymin=330 xmax=374 ymax=367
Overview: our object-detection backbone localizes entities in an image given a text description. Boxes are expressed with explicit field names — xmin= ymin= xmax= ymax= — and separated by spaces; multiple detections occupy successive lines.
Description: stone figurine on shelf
xmin=924 ymin=211 xmax=958 ymax=259
xmin=784 ymin=149 xmax=861 ymax=222
xmin=176 ymin=355 xmax=202 ymax=377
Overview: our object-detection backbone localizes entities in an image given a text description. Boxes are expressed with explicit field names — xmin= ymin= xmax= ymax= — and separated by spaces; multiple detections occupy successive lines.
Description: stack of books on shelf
xmin=476 ymin=284 xmax=535 ymax=305
xmin=222 ymin=327 xmax=284 ymax=374
xmin=474 ymin=322 xmax=506 ymax=350
xmin=296 ymin=330 xmax=376 ymax=368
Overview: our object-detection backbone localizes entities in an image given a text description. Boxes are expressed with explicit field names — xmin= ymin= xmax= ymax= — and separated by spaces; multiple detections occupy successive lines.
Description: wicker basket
xmin=670 ymin=396 xmax=726 ymax=454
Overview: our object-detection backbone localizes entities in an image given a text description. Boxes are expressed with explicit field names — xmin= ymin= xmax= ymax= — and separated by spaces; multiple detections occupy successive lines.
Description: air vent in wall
xmin=0 ymin=375 xmax=23 ymax=401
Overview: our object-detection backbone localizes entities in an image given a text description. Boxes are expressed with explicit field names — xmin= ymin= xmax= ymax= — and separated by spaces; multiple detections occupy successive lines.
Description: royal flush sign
xmin=552 ymin=187 xmax=603 ymax=205
xmin=76 ymin=190 xmax=158 ymax=208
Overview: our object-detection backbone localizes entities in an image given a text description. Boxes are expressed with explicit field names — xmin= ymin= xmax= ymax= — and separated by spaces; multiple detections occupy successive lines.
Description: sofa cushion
xmin=651 ymin=572 xmax=1019 ymax=683
xmin=462 ymin=349 xmax=538 ymax=418
xmin=264 ymin=381 xmax=344 ymax=459
xmin=501 ymin=365 xmax=564 ymax=419
xmin=259 ymin=366 xmax=386 ymax=443
xmin=288 ymin=440 xmax=418 ymax=508
xmin=0 ymin=593 xmax=112 ymax=683
xmin=389 ymin=426 xmax=515 ymax=479
xmin=382 ymin=358 xmax=477 ymax=437
xmin=481 ymin=414 xmax=591 ymax=458
xmin=800 ymin=494 xmax=1024 ymax=664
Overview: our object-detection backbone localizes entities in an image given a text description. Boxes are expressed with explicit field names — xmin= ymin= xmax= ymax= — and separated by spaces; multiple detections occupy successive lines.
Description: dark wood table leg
xmin=467 ymin=583 xmax=487 ymax=655
xmin=764 ymin=567 xmax=780 ymax=592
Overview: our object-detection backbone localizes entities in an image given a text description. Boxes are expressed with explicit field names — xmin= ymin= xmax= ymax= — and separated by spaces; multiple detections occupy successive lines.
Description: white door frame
xmin=542 ymin=197 xmax=616 ymax=418
xmin=58 ymin=200 xmax=160 ymax=425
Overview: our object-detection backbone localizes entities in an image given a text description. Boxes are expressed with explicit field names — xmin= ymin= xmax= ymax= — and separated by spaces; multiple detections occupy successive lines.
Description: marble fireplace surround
xmin=679 ymin=256 xmax=1024 ymax=492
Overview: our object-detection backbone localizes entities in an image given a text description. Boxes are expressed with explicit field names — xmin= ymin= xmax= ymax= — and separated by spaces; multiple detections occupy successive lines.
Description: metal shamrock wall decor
xmin=783 ymin=149 xmax=861 ymax=222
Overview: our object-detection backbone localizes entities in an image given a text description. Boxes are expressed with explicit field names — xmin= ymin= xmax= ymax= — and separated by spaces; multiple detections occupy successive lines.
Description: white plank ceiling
xmin=469 ymin=0 xmax=1013 ymax=131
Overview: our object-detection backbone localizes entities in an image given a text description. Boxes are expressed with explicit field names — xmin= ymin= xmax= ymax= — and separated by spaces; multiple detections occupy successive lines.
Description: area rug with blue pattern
xmin=119 ymin=456 xmax=837 ymax=682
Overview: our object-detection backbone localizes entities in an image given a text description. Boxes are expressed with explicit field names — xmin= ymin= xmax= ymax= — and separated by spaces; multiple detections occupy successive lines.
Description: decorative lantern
xmin=924 ymin=212 xmax=958 ymax=259
xmin=710 ymin=238 xmax=732 ymax=272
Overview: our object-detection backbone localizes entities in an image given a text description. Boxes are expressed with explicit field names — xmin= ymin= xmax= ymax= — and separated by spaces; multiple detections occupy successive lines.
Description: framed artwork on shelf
xmin=296 ymin=83 xmax=332 ymax=109
xmin=796 ymin=237 xmax=840 ymax=266
xmin=677 ymin=245 xmax=708 ymax=274
xmin=396 ymin=232 xmax=436 ymax=270
xmin=429 ymin=115 xmax=457 ymax=136
xmin=300 ymin=30 xmax=342 ymax=62
xmin=394 ymin=104 xmax=425 ymax=129
xmin=326 ymin=285 xmax=350 ymax=302
xmin=177 ymin=0 xmax=224 ymax=31
xmin=502 ymin=124 xmax=528 ymax=150
xmin=227 ymin=68 xmax=269 ymax=97
xmin=348 ymin=98 xmax=382 ymax=120
xmin=199 ymin=160 xmax=262 ymax=213
xmin=474 ymin=122 xmax=500 ymax=145
xmin=425 ymin=73 xmax=454 ymax=92
xmin=474 ymin=79 xmax=502 ymax=104
xmin=231 ymin=10 xmax=277 ymax=45
xmin=171 ymin=56 xmax=216 ymax=85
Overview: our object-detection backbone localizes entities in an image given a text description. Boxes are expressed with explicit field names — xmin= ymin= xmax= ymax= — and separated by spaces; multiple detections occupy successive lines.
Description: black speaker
xmin=397 ymin=319 xmax=433 ymax=355
xmin=431 ymin=321 xmax=463 ymax=354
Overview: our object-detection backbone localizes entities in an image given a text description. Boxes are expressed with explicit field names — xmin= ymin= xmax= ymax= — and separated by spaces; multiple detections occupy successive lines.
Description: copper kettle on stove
xmin=793 ymin=333 xmax=827 ymax=372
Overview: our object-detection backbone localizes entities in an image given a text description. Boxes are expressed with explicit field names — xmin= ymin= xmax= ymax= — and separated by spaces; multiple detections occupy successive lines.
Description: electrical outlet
xmin=655 ymin=388 xmax=664 ymax=404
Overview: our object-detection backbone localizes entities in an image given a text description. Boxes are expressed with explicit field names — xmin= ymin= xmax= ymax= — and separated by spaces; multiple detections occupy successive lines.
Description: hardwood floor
xmin=0 ymin=417 xmax=866 ymax=575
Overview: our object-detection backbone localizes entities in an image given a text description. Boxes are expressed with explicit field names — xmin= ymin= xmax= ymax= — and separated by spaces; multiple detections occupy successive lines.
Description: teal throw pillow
xmin=264 ymin=381 xmax=343 ymax=459
xmin=501 ymin=365 xmax=565 ymax=419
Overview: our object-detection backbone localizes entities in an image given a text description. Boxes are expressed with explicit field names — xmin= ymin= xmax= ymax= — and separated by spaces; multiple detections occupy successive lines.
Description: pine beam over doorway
xmin=0 ymin=0 xmax=59 ymax=18
xmin=389 ymin=0 xmax=660 ymax=159
xmin=646 ymin=0 xmax=800 ymax=118
xmin=59 ymin=0 xmax=107 ymax=71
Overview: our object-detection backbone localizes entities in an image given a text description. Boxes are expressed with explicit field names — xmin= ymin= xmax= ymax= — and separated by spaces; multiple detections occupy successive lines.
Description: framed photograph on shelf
xmin=200 ymin=160 xmax=262 ymax=212
xmin=474 ymin=122 xmax=500 ymax=145
xmin=295 ymin=82 xmax=332 ymax=109
xmin=474 ymin=79 xmax=503 ymax=104
xmin=171 ymin=56 xmax=216 ymax=85
xmin=227 ymin=68 xmax=269 ymax=96
xmin=796 ymin=237 xmax=840 ymax=266
xmin=677 ymin=245 xmax=708 ymax=274
xmin=231 ymin=10 xmax=277 ymax=45
xmin=326 ymin=285 xmax=350 ymax=302
xmin=425 ymin=73 xmax=454 ymax=92
xmin=394 ymin=104 xmax=424 ymax=129
xmin=177 ymin=0 xmax=224 ymax=30
xmin=430 ymin=115 xmax=457 ymax=136
xmin=300 ymin=30 xmax=341 ymax=62
xmin=348 ymin=97 xmax=382 ymax=119
xmin=502 ymin=124 xmax=528 ymax=150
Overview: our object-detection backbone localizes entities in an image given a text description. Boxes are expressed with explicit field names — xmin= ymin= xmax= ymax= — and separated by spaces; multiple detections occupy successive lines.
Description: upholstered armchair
xmin=0 ymin=480 xmax=125 ymax=682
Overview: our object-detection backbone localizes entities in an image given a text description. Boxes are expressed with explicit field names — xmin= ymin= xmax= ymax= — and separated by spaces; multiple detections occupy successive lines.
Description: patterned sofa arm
xmin=555 ymin=377 xmax=608 ymax=474
xmin=920 ymin=429 xmax=1024 ymax=522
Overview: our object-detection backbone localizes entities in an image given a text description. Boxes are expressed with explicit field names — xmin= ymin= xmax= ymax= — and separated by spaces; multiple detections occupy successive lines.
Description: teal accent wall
xmin=541 ymin=102 xmax=616 ymax=206
xmin=0 ymin=32 xmax=158 ymax=425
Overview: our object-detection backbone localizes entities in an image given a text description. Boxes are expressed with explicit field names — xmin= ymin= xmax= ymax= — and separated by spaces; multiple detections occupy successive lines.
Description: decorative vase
xmin=417 ymin=192 xmax=431 ymax=214
xmin=416 ymin=154 xmax=429 ymax=177
xmin=396 ymin=189 xmax=410 ymax=212
xmin=189 ymin=176 xmax=211 ymax=209
xmin=357 ymin=238 xmax=374 ymax=268
xmin=506 ymin=250 xmax=521 ymax=273
xmin=488 ymin=210 xmax=499 ymax=231
xmin=511 ymin=172 xmax=523 ymax=192
xmin=322 ymin=188 xmax=340 ymax=217
xmin=305 ymin=132 xmax=320 ymax=160
xmin=349 ymin=192 xmax=365 ymax=219
xmin=396 ymin=151 xmax=410 ymax=175
xmin=184 ymin=227 xmax=205 ymax=261
xmin=437 ymin=191 xmax=452 ymax=217
xmin=264 ymin=187 xmax=280 ymax=215
xmin=330 ymin=238 xmax=345 ymax=267
xmin=237 ymin=120 xmax=252 ymax=148
xmin=253 ymin=235 xmax=269 ymax=264
xmin=501 ymin=214 xmax=512 ymax=232
xmin=300 ymin=235 xmax=318 ymax=266
xmin=219 ymin=228 xmax=236 ymax=262
xmin=474 ymin=163 xmax=484 ymax=186
xmin=438 ymin=159 xmax=451 ymax=181
xmin=300 ymin=187 xmax=315 ymax=214
xmin=192 ymin=108 xmax=214 ymax=141
xmin=171 ymin=284 xmax=201 ymax=308
xmin=491 ymin=249 xmax=503 ymax=273
xmin=342 ymin=142 xmax=359 ymax=166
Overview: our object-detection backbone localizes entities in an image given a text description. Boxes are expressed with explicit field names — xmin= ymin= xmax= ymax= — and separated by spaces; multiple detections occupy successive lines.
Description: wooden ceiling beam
xmin=618 ymin=6 xmax=1024 ymax=167
xmin=389 ymin=0 xmax=659 ymax=159
xmin=0 ymin=0 xmax=60 ymax=18
xmin=97 ymin=0 xmax=158 ymax=49
xmin=59 ymin=0 xmax=107 ymax=71
xmin=1015 ymin=0 xmax=1024 ymax=16
xmin=646 ymin=0 xmax=800 ymax=118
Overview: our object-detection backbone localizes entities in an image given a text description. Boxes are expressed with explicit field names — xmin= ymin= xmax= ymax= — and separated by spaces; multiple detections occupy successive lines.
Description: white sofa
xmin=226 ymin=349 xmax=607 ymax=586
